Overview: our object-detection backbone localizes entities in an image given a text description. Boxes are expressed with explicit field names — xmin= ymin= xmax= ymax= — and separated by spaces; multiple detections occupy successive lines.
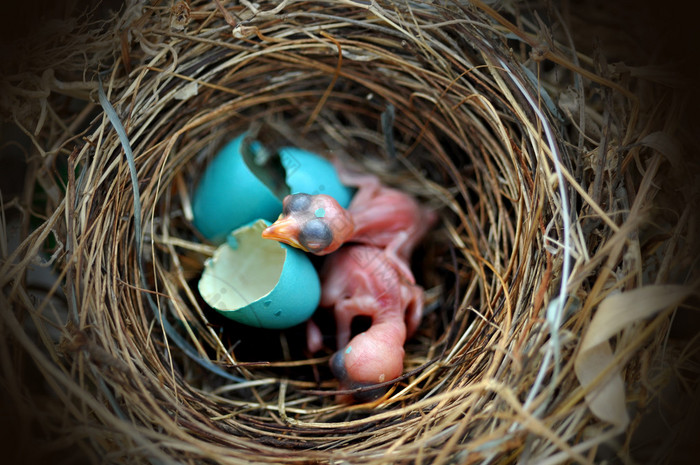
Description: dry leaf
xmin=639 ymin=132 xmax=683 ymax=171
xmin=574 ymin=285 xmax=692 ymax=427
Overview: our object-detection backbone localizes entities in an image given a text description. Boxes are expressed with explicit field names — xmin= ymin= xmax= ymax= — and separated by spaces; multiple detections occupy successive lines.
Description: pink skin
xmin=262 ymin=162 xmax=436 ymax=400
xmin=320 ymin=243 xmax=425 ymax=400
xmin=323 ymin=169 xmax=434 ymax=399
xmin=339 ymin=167 xmax=436 ymax=261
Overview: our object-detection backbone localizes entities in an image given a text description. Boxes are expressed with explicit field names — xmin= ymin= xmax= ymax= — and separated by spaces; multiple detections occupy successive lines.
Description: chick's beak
xmin=262 ymin=216 xmax=308 ymax=252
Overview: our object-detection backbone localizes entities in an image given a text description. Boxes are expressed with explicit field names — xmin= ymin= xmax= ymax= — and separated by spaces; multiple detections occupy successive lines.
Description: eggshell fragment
xmin=279 ymin=146 xmax=354 ymax=208
xmin=193 ymin=134 xmax=282 ymax=243
xmin=198 ymin=219 xmax=321 ymax=329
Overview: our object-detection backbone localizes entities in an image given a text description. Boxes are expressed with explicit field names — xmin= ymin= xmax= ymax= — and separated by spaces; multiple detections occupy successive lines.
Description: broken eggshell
xmin=278 ymin=146 xmax=354 ymax=208
xmin=193 ymin=133 xmax=354 ymax=243
xmin=198 ymin=219 xmax=320 ymax=329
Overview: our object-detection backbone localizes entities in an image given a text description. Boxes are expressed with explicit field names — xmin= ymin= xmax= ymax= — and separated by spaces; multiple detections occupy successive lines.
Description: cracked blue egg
xmin=198 ymin=219 xmax=320 ymax=329
xmin=193 ymin=133 xmax=354 ymax=243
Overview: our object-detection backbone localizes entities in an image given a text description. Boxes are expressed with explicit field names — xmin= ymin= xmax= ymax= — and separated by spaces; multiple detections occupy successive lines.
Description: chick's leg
xmin=332 ymin=296 xmax=378 ymax=349
xmin=382 ymin=231 xmax=416 ymax=284
xmin=306 ymin=319 xmax=324 ymax=354
xmin=403 ymin=285 xmax=425 ymax=338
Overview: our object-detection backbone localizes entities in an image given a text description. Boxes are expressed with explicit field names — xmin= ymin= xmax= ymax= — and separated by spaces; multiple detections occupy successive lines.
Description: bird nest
xmin=2 ymin=1 xmax=697 ymax=463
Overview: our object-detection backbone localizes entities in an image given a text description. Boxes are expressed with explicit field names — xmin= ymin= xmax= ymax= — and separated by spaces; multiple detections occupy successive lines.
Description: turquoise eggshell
xmin=198 ymin=220 xmax=320 ymax=329
xmin=279 ymin=147 xmax=354 ymax=209
xmin=193 ymin=134 xmax=283 ymax=243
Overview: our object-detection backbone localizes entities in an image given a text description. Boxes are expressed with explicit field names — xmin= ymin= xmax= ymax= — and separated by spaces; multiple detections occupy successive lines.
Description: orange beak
xmin=261 ymin=216 xmax=308 ymax=252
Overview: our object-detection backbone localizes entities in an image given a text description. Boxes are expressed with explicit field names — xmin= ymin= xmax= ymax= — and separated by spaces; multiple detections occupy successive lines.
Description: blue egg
xmin=198 ymin=220 xmax=320 ymax=329
xmin=193 ymin=133 xmax=354 ymax=243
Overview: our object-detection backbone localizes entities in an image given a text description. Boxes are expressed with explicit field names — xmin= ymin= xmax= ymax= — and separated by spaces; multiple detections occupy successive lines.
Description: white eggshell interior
xmin=199 ymin=222 xmax=284 ymax=310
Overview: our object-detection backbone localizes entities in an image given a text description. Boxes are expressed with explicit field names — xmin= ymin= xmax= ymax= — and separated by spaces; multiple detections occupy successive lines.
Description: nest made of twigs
xmin=2 ymin=1 xmax=698 ymax=464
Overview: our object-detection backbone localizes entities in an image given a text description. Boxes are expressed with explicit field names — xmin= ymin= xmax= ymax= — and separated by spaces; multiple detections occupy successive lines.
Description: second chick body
xmin=320 ymin=241 xmax=424 ymax=400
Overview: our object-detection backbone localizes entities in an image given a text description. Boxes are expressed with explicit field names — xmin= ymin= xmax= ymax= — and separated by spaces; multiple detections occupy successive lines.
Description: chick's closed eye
xmin=283 ymin=193 xmax=312 ymax=214
xmin=299 ymin=218 xmax=333 ymax=253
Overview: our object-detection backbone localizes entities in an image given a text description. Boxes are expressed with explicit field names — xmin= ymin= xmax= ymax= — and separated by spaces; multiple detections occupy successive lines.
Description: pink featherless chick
xmin=262 ymin=164 xmax=436 ymax=401
xmin=320 ymin=238 xmax=426 ymax=402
